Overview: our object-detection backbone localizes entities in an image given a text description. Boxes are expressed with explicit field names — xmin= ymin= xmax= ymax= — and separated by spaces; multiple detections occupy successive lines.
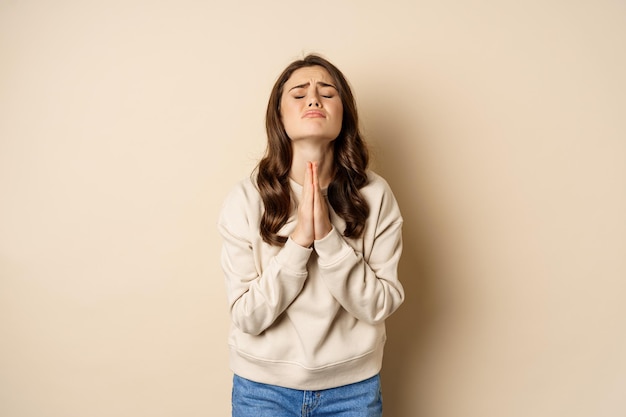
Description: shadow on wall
xmin=365 ymin=98 xmax=445 ymax=417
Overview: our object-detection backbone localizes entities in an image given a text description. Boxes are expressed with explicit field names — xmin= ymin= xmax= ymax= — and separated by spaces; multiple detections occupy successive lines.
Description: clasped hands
xmin=291 ymin=161 xmax=332 ymax=248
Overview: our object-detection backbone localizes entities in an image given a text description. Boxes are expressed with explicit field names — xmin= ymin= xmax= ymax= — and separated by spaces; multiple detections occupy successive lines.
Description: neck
xmin=290 ymin=141 xmax=334 ymax=188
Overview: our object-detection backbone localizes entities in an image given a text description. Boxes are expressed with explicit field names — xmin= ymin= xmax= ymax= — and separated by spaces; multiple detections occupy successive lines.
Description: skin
xmin=280 ymin=66 xmax=343 ymax=247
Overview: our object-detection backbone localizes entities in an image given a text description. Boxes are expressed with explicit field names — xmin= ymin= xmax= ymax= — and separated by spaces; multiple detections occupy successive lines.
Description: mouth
xmin=303 ymin=110 xmax=326 ymax=118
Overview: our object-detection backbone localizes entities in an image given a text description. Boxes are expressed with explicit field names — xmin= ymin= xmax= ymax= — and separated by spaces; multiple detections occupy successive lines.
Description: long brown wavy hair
xmin=256 ymin=54 xmax=370 ymax=246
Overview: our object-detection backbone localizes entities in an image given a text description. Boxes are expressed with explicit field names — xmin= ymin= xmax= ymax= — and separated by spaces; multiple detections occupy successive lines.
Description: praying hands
xmin=290 ymin=161 xmax=332 ymax=248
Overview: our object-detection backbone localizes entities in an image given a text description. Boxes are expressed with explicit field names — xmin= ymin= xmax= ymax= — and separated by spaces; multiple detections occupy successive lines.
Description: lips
xmin=303 ymin=110 xmax=326 ymax=118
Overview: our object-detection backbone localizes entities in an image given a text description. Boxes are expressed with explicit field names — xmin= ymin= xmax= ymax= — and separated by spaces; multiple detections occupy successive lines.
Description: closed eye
xmin=319 ymin=87 xmax=336 ymax=99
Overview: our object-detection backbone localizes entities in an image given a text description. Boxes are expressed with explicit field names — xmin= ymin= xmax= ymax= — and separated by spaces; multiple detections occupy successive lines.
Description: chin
xmin=290 ymin=134 xmax=337 ymax=143
xmin=295 ymin=129 xmax=341 ymax=141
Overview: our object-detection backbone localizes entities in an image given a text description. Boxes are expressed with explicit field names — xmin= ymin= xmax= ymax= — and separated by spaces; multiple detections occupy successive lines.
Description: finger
xmin=302 ymin=162 xmax=314 ymax=207
xmin=313 ymin=197 xmax=331 ymax=240
xmin=312 ymin=162 xmax=331 ymax=240
xmin=311 ymin=161 xmax=319 ymax=192
xmin=305 ymin=161 xmax=313 ymax=184
xmin=292 ymin=162 xmax=315 ymax=247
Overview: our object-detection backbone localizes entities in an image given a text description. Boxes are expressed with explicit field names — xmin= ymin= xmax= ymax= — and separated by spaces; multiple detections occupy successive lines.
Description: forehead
xmin=284 ymin=66 xmax=335 ymax=88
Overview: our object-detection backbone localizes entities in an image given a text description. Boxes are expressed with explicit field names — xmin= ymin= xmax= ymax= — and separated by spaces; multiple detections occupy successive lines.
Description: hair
xmin=255 ymin=54 xmax=370 ymax=246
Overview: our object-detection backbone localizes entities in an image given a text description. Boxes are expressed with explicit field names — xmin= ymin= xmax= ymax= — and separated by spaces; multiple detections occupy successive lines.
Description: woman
xmin=218 ymin=54 xmax=404 ymax=416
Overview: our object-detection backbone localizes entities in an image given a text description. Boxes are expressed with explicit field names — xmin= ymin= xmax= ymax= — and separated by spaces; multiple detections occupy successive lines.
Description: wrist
xmin=290 ymin=233 xmax=313 ymax=248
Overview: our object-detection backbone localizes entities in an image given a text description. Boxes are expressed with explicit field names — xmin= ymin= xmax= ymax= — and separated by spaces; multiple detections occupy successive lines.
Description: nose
xmin=307 ymin=93 xmax=321 ymax=107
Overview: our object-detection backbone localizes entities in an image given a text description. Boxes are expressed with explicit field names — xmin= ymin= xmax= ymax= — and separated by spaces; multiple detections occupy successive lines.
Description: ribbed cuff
xmin=274 ymin=237 xmax=314 ymax=273
xmin=314 ymin=227 xmax=351 ymax=266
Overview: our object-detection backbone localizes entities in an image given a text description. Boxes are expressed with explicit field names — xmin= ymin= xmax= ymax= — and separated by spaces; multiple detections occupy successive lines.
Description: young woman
xmin=218 ymin=54 xmax=404 ymax=417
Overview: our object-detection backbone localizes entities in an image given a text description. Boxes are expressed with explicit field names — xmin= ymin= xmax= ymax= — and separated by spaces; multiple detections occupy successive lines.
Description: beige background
xmin=1 ymin=1 xmax=625 ymax=416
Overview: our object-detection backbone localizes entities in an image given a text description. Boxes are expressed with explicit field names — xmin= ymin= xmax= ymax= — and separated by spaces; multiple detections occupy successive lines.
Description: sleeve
xmin=218 ymin=186 xmax=313 ymax=336
xmin=314 ymin=182 xmax=404 ymax=325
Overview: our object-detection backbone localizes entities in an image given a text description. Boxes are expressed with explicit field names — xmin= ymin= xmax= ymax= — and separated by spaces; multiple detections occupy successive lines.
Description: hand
xmin=291 ymin=162 xmax=332 ymax=247
xmin=311 ymin=161 xmax=332 ymax=241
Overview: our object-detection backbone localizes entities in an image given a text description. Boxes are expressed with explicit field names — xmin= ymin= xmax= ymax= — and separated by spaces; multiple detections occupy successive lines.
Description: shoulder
xmin=222 ymin=176 xmax=261 ymax=206
xmin=362 ymin=171 xmax=402 ymax=222
xmin=361 ymin=171 xmax=397 ymax=202
xmin=364 ymin=171 xmax=393 ymax=192
xmin=218 ymin=176 xmax=262 ymax=229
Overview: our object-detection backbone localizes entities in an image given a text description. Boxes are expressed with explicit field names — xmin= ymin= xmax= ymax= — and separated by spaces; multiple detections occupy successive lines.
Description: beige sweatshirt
xmin=217 ymin=171 xmax=404 ymax=390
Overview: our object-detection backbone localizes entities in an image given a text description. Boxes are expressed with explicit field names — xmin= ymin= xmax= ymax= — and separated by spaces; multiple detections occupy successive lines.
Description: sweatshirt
xmin=217 ymin=171 xmax=404 ymax=390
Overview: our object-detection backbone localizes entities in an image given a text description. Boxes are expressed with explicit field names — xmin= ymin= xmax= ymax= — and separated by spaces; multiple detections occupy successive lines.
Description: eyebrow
xmin=288 ymin=81 xmax=337 ymax=92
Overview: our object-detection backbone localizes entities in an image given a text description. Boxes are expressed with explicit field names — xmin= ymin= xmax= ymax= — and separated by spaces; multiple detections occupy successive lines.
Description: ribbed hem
xmin=229 ymin=340 xmax=385 ymax=391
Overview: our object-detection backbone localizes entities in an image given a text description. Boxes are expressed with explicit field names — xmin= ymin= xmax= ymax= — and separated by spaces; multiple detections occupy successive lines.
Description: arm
xmin=314 ymin=185 xmax=404 ymax=324
xmin=218 ymin=185 xmax=313 ymax=336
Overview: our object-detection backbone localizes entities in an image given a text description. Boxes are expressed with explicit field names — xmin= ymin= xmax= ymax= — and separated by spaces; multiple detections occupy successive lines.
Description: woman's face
xmin=280 ymin=66 xmax=343 ymax=144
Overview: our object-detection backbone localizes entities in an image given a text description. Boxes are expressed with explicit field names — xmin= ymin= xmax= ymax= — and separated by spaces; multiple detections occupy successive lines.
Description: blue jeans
xmin=232 ymin=374 xmax=383 ymax=417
